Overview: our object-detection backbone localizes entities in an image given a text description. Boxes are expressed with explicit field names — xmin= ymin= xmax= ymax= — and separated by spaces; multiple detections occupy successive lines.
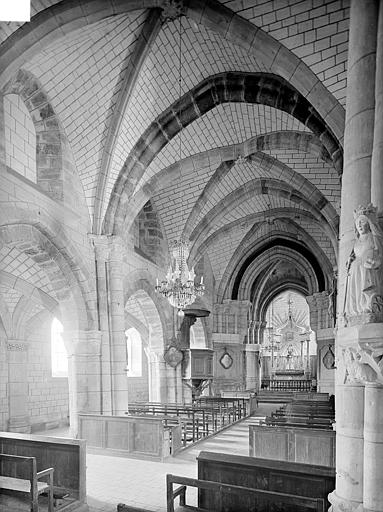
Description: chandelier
xmin=155 ymin=239 xmax=204 ymax=315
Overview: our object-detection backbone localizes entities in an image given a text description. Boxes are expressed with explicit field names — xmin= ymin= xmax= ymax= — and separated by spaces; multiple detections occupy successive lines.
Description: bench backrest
xmin=249 ymin=425 xmax=335 ymax=467
xmin=0 ymin=453 xmax=36 ymax=481
xmin=197 ymin=451 xmax=335 ymax=511
xmin=0 ymin=432 xmax=86 ymax=501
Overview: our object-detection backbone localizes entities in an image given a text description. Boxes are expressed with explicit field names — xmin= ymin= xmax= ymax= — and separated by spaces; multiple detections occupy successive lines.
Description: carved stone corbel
xmin=340 ymin=344 xmax=383 ymax=384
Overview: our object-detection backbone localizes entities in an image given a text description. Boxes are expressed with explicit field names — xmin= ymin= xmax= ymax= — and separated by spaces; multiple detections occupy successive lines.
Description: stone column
xmin=108 ymin=236 xmax=129 ymax=414
xmin=7 ymin=340 xmax=30 ymax=433
xmin=244 ymin=344 xmax=260 ymax=391
xmin=254 ymin=320 xmax=266 ymax=345
xmin=329 ymin=328 xmax=366 ymax=512
xmin=64 ymin=330 xmax=101 ymax=437
xmin=89 ymin=234 xmax=113 ymax=414
xmin=316 ymin=329 xmax=335 ymax=394
xmin=338 ymin=0 xmax=378 ymax=305
xmin=146 ymin=349 xmax=164 ymax=402
xmin=166 ymin=365 xmax=179 ymax=403
xmin=364 ymin=382 xmax=383 ymax=512
xmin=330 ymin=2 xmax=379 ymax=510
xmin=371 ymin=1 xmax=383 ymax=211
xmin=90 ymin=234 xmax=129 ymax=415
xmin=305 ymin=338 xmax=310 ymax=376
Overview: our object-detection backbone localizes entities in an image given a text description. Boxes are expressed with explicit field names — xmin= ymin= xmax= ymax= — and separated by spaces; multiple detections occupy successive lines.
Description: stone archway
xmin=3 ymin=69 xmax=85 ymax=210
xmin=0 ymin=221 xmax=96 ymax=433
xmin=124 ymin=274 xmax=173 ymax=403
xmin=105 ymin=71 xmax=343 ymax=234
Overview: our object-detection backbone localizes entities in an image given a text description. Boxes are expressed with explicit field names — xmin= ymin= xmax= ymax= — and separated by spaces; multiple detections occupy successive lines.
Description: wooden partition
xmin=0 ymin=431 xmax=87 ymax=511
xmin=197 ymin=451 xmax=335 ymax=512
xmin=78 ymin=414 xmax=182 ymax=461
xmin=249 ymin=425 xmax=335 ymax=467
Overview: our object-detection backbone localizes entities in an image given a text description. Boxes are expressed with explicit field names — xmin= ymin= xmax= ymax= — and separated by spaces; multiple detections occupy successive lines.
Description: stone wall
xmin=0 ymin=337 xmax=8 ymax=430
xmin=4 ymin=93 xmax=36 ymax=182
xmin=133 ymin=200 xmax=167 ymax=268
xmin=28 ymin=323 xmax=69 ymax=430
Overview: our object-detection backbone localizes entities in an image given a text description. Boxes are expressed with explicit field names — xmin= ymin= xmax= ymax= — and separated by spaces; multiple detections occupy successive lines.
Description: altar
xmin=260 ymin=296 xmax=315 ymax=383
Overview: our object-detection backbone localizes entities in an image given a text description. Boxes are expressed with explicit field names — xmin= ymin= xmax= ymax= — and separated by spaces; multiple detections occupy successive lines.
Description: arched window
xmin=51 ymin=317 xmax=68 ymax=378
xmin=125 ymin=328 xmax=142 ymax=377
xmin=3 ymin=94 xmax=37 ymax=182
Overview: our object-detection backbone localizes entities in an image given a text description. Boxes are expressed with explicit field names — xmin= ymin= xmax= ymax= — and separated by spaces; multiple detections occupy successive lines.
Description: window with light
xmin=125 ymin=328 xmax=142 ymax=377
xmin=51 ymin=317 xmax=68 ymax=378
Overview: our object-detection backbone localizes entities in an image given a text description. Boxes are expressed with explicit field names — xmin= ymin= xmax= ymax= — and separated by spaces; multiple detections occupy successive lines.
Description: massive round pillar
xmin=331 ymin=1 xmax=380 ymax=511
xmin=364 ymin=382 xmax=383 ymax=512
xmin=371 ymin=1 xmax=383 ymax=211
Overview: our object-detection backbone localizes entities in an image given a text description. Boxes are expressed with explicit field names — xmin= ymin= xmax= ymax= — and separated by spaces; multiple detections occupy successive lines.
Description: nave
xmin=2 ymin=1 xmax=383 ymax=511
xmin=42 ymin=403 xmax=277 ymax=512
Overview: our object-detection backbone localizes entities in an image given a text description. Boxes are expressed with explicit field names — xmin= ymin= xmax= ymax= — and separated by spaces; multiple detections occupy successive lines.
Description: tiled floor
xmin=36 ymin=404 xmax=277 ymax=512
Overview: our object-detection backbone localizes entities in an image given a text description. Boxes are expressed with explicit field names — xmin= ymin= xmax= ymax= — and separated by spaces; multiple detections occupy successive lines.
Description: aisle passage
xmin=85 ymin=404 xmax=277 ymax=512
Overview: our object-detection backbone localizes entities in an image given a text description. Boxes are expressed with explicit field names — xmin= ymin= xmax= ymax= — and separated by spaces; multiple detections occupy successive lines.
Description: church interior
xmin=1 ymin=0 xmax=383 ymax=511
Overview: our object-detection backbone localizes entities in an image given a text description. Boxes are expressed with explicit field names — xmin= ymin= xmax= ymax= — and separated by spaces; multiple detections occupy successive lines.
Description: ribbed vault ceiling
xmin=0 ymin=0 xmax=347 ymax=313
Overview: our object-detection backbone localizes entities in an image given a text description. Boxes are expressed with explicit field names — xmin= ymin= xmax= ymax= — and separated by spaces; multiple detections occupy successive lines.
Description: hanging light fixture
xmin=155 ymin=16 xmax=204 ymax=315
xmin=155 ymin=239 xmax=204 ymax=316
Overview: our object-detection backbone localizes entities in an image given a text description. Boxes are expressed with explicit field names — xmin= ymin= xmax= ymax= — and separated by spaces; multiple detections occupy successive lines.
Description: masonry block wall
xmin=0 ymin=338 xmax=8 ymax=430
xmin=28 ymin=323 xmax=69 ymax=431
xmin=3 ymin=93 xmax=36 ymax=182
xmin=133 ymin=200 xmax=167 ymax=268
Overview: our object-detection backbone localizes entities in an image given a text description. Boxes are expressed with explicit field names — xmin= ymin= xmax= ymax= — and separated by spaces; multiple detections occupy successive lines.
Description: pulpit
xmin=183 ymin=348 xmax=214 ymax=398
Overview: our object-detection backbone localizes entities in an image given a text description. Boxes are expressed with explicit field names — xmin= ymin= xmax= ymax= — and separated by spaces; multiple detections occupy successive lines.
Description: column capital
xmin=337 ymin=324 xmax=383 ymax=385
xmin=6 ymin=340 xmax=28 ymax=351
xmin=88 ymin=234 xmax=125 ymax=261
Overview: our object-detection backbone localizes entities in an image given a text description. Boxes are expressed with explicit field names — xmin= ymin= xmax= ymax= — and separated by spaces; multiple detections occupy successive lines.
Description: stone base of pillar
xmin=328 ymin=491 xmax=364 ymax=512
xmin=8 ymin=416 xmax=31 ymax=433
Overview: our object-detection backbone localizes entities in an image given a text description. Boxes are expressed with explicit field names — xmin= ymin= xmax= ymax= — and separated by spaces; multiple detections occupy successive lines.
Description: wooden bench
xmin=249 ymin=424 xmax=335 ymax=467
xmin=167 ymin=474 xmax=326 ymax=512
xmin=0 ymin=453 xmax=54 ymax=512
xmin=126 ymin=399 xmax=249 ymax=446
xmin=0 ymin=431 xmax=88 ymax=511
xmin=196 ymin=451 xmax=335 ymax=511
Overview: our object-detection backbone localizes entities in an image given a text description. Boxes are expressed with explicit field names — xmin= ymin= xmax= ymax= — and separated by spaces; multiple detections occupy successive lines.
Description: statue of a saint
xmin=344 ymin=204 xmax=383 ymax=322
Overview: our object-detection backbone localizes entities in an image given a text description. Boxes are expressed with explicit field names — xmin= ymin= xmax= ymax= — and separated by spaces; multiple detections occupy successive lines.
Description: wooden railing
xmin=126 ymin=397 xmax=252 ymax=447
xmin=261 ymin=379 xmax=313 ymax=391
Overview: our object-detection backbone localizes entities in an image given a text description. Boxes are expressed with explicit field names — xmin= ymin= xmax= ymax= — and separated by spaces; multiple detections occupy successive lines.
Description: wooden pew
xmin=0 ymin=431 xmax=88 ymax=511
xmin=196 ymin=451 xmax=335 ymax=512
xmin=166 ymin=474 xmax=326 ymax=512
xmin=266 ymin=398 xmax=335 ymax=429
xmin=249 ymin=424 xmax=335 ymax=467
xmin=265 ymin=417 xmax=333 ymax=430
xmin=126 ymin=399 xmax=247 ymax=446
xmin=0 ymin=453 xmax=54 ymax=512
